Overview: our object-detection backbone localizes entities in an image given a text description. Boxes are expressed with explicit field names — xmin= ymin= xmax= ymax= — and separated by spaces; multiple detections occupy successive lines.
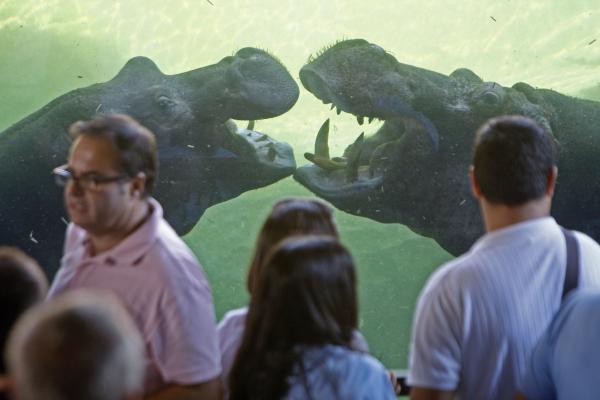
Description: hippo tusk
xmin=346 ymin=132 xmax=365 ymax=182
xmin=246 ymin=120 xmax=255 ymax=130
xmin=225 ymin=119 xmax=238 ymax=135
xmin=315 ymin=118 xmax=331 ymax=159
xmin=304 ymin=119 xmax=347 ymax=170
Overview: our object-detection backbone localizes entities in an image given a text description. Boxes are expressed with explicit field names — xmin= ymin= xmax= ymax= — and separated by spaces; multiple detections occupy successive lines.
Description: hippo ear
xmin=111 ymin=56 xmax=163 ymax=82
xmin=450 ymin=68 xmax=483 ymax=83
xmin=512 ymin=82 xmax=544 ymax=104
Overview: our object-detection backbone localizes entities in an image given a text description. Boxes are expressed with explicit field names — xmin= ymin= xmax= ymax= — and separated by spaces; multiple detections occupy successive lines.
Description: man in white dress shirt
xmin=408 ymin=115 xmax=600 ymax=400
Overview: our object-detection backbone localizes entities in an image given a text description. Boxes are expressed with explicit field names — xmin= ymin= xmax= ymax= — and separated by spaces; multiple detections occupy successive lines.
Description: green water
xmin=1 ymin=0 xmax=599 ymax=368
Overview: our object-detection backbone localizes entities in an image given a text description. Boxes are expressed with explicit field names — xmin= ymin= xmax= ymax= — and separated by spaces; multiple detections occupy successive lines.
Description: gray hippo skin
xmin=0 ymin=48 xmax=299 ymax=277
xmin=295 ymin=39 xmax=600 ymax=256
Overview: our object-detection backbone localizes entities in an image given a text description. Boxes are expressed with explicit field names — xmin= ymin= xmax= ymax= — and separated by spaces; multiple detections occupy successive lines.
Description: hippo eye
xmin=479 ymin=91 xmax=501 ymax=106
xmin=157 ymin=95 xmax=175 ymax=109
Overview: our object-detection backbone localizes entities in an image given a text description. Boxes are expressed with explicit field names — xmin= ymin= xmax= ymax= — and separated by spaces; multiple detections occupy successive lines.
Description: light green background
xmin=1 ymin=0 xmax=599 ymax=368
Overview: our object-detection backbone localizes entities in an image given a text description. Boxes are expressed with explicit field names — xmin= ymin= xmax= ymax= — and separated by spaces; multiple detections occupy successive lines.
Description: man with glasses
xmin=48 ymin=114 xmax=222 ymax=400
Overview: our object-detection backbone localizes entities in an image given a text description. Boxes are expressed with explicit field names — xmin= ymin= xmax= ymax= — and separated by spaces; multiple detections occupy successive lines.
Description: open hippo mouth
xmin=294 ymin=39 xmax=545 ymax=254
xmin=294 ymin=42 xmax=440 ymax=212
xmin=156 ymin=118 xmax=296 ymax=234
xmin=158 ymin=118 xmax=294 ymax=184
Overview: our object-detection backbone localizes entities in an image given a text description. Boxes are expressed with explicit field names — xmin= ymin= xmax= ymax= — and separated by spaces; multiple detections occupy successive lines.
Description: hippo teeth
xmin=336 ymin=106 xmax=342 ymax=115
xmin=345 ymin=132 xmax=365 ymax=182
xmin=303 ymin=118 xmax=372 ymax=184
xmin=330 ymin=104 xmax=335 ymax=110
xmin=304 ymin=118 xmax=346 ymax=170
xmin=357 ymin=116 xmax=364 ymax=125
xmin=225 ymin=119 xmax=238 ymax=135
xmin=315 ymin=118 xmax=331 ymax=159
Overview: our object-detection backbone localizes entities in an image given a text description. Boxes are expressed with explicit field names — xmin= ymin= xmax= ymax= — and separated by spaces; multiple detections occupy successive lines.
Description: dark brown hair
xmin=473 ymin=115 xmax=556 ymax=205
xmin=246 ymin=198 xmax=338 ymax=294
xmin=229 ymin=235 xmax=358 ymax=400
xmin=0 ymin=246 xmax=47 ymax=374
xmin=69 ymin=114 xmax=158 ymax=195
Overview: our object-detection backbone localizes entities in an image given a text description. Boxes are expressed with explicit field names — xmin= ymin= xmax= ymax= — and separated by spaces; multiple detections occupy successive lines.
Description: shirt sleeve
xmin=407 ymin=272 xmax=462 ymax=390
xmin=148 ymin=259 xmax=222 ymax=384
xmin=216 ymin=308 xmax=247 ymax=389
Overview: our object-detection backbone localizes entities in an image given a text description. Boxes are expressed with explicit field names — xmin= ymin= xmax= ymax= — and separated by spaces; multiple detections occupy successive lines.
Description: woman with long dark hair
xmin=217 ymin=198 xmax=369 ymax=395
xmin=228 ymin=236 xmax=395 ymax=399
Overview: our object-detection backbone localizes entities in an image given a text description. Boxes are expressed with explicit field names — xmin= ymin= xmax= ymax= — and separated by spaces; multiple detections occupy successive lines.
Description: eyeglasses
xmin=52 ymin=165 xmax=128 ymax=191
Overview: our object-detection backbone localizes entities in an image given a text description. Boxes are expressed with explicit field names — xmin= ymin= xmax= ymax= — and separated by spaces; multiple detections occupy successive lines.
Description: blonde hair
xmin=7 ymin=291 xmax=144 ymax=400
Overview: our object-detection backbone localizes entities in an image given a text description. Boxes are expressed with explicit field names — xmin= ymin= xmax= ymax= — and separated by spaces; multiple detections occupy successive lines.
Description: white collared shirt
xmin=408 ymin=217 xmax=600 ymax=400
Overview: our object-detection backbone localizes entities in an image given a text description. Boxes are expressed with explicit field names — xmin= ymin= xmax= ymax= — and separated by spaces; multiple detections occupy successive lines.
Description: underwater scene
xmin=2 ymin=0 xmax=600 ymax=369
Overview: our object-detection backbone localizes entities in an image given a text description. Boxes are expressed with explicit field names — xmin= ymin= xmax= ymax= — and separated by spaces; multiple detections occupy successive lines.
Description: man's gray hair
xmin=6 ymin=291 xmax=144 ymax=400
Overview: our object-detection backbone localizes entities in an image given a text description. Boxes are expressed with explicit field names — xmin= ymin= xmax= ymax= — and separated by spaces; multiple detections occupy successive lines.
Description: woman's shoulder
xmin=288 ymin=345 xmax=395 ymax=399
xmin=319 ymin=345 xmax=385 ymax=371
xmin=301 ymin=345 xmax=389 ymax=384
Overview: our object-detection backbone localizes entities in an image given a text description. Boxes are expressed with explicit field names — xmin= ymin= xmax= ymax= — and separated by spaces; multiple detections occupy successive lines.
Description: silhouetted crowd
xmin=1 ymin=114 xmax=599 ymax=400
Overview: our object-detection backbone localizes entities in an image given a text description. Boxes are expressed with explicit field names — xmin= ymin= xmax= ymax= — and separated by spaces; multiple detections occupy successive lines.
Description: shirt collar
xmin=470 ymin=216 xmax=558 ymax=253
xmin=76 ymin=197 xmax=162 ymax=267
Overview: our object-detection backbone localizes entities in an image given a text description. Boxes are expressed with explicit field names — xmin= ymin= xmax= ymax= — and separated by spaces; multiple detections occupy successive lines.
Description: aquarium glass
xmin=2 ymin=0 xmax=600 ymax=369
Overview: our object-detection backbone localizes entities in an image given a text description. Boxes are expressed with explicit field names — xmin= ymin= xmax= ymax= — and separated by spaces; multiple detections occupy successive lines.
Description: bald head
xmin=6 ymin=291 xmax=144 ymax=400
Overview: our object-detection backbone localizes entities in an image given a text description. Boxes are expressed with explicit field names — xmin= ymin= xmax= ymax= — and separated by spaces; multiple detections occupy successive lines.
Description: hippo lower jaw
xmin=157 ymin=118 xmax=295 ymax=235
xmin=295 ymin=163 xmax=384 ymax=198
xmin=294 ymin=99 xmax=437 ymax=199
xmin=223 ymin=119 xmax=296 ymax=176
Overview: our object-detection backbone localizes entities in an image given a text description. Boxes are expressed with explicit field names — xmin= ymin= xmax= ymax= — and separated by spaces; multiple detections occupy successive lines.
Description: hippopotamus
xmin=295 ymin=39 xmax=600 ymax=256
xmin=0 ymin=47 xmax=299 ymax=277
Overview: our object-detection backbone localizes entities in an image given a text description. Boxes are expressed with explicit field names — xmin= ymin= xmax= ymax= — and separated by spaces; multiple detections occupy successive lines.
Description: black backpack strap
xmin=561 ymin=227 xmax=580 ymax=301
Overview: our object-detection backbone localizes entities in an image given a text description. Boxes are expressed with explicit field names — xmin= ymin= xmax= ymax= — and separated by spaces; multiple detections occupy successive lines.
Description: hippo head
xmin=295 ymin=39 xmax=552 ymax=254
xmin=0 ymin=48 xmax=299 ymax=277
xmin=89 ymin=48 xmax=299 ymax=234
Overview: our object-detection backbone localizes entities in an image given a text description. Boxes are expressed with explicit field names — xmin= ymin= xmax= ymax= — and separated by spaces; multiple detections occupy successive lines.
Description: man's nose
xmin=65 ymin=179 xmax=85 ymax=196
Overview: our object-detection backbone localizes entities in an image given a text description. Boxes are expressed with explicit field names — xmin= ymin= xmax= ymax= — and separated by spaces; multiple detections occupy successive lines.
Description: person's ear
xmin=130 ymin=172 xmax=147 ymax=198
xmin=545 ymin=166 xmax=558 ymax=197
xmin=469 ymin=166 xmax=482 ymax=199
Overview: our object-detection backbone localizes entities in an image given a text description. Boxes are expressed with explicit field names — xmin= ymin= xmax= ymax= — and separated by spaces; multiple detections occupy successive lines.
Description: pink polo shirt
xmin=48 ymin=198 xmax=221 ymax=394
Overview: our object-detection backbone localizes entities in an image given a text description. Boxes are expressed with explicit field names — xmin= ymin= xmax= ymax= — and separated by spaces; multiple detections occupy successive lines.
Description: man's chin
xmin=67 ymin=212 xmax=91 ymax=230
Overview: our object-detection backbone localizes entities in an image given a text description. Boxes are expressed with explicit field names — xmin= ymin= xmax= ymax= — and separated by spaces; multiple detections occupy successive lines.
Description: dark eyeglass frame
xmin=52 ymin=165 xmax=128 ymax=191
